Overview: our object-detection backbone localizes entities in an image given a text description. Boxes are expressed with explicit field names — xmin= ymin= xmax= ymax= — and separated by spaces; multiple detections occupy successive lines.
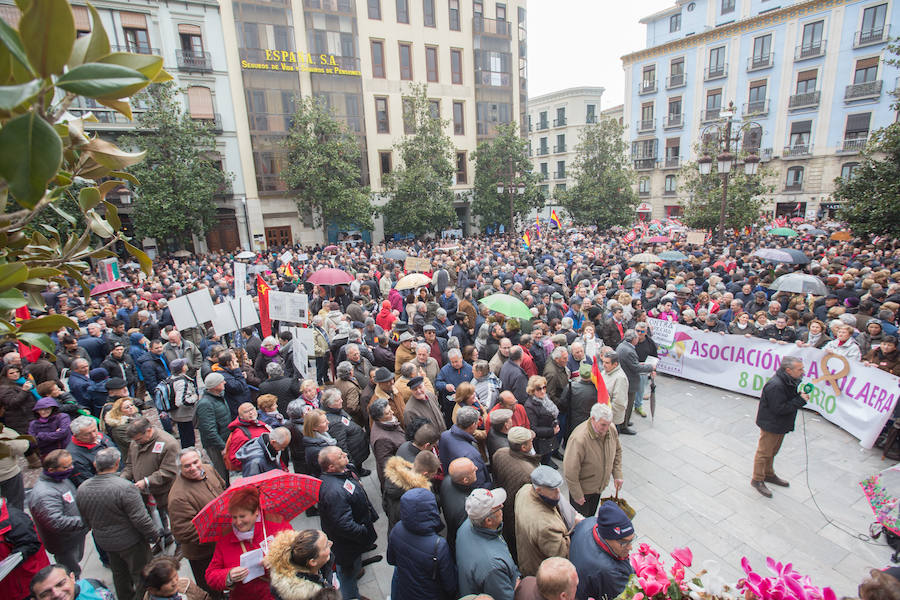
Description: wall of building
xmin=623 ymin=0 xmax=898 ymax=221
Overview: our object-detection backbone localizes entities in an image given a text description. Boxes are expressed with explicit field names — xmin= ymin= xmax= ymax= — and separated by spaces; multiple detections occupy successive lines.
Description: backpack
xmin=154 ymin=376 xmax=198 ymax=412
xmin=223 ymin=425 xmax=251 ymax=471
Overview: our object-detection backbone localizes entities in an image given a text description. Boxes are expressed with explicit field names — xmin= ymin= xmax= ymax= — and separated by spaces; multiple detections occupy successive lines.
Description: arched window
xmin=785 ymin=166 xmax=804 ymax=190
xmin=841 ymin=162 xmax=859 ymax=180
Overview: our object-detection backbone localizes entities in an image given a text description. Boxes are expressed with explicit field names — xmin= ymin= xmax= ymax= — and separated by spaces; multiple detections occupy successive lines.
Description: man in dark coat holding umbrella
xmin=751 ymin=356 xmax=809 ymax=498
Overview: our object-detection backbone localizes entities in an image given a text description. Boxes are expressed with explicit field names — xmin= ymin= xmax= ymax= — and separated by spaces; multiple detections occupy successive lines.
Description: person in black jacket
xmin=316 ymin=446 xmax=381 ymax=599
xmin=752 ymin=356 xmax=809 ymax=498
xmin=258 ymin=362 xmax=301 ymax=416
xmin=136 ymin=340 xmax=170 ymax=399
xmin=320 ymin=389 xmax=370 ymax=476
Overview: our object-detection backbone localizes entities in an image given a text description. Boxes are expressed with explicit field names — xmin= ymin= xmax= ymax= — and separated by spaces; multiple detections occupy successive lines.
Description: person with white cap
xmin=194 ymin=372 xmax=231 ymax=484
xmin=514 ymin=465 xmax=581 ymax=577
xmin=455 ymin=487 xmax=519 ymax=600
xmin=568 ymin=501 xmax=635 ymax=600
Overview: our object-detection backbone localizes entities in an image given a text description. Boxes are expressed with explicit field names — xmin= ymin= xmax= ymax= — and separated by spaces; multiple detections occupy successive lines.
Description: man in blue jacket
xmin=569 ymin=502 xmax=635 ymax=600
xmin=455 ymin=487 xmax=519 ymax=600
xmin=438 ymin=407 xmax=490 ymax=487
xmin=67 ymin=359 xmax=92 ymax=410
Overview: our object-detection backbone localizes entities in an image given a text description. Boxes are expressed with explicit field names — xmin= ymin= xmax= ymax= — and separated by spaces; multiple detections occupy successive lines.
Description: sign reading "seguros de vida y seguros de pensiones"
xmin=241 ymin=50 xmax=362 ymax=76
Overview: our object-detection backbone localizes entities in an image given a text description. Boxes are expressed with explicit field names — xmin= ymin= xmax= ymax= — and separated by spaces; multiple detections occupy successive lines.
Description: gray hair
xmin=336 ymin=361 xmax=353 ymax=379
xmin=456 ymin=406 xmax=479 ymax=429
xmin=447 ymin=348 xmax=462 ymax=360
xmin=262 ymin=336 xmax=278 ymax=347
xmin=561 ymin=317 xmax=574 ymax=329
xmin=178 ymin=447 xmax=202 ymax=461
xmin=94 ymin=447 xmax=121 ymax=471
xmin=436 ymin=308 xmax=447 ymax=318
xmin=473 ymin=359 xmax=489 ymax=374
xmin=602 ymin=350 xmax=618 ymax=364
xmin=400 ymin=361 xmax=418 ymax=378
xmin=266 ymin=361 xmax=284 ymax=378
xmin=270 ymin=427 xmax=291 ymax=445
xmin=416 ymin=342 xmax=431 ymax=353
xmin=286 ymin=399 xmax=307 ymax=419
xmin=550 ymin=346 xmax=568 ymax=361
xmin=590 ymin=403 xmax=613 ymax=422
xmin=312 ymin=315 xmax=324 ymax=326
xmin=70 ymin=415 xmax=95 ymax=435
xmin=138 ymin=310 xmax=150 ymax=319
xmin=623 ymin=329 xmax=637 ymax=343
xmin=369 ymin=397 xmax=389 ymax=420
xmin=321 ymin=388 xmax=342 ymax=409
xmin=72 ymin=358 xmax=89 ymax=371
xmin=509 ymin=346 xmax=523 ymax=361
xmin=345 ymin=343 xmax=359 ymax=354
xmin=781 ymin=356 xmax=803 ymax=371
xmin=447 ymin=337 xmax=460 ymax=349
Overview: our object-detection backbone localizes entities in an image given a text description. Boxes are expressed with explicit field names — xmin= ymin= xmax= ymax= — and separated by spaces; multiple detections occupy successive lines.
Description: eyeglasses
xmin=536 ymin=385 xmax=547 ymax=390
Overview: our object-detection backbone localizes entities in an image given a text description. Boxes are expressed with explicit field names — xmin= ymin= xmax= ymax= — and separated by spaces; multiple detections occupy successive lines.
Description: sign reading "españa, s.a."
xmin=241 ymin=50 xmax=362 ymax=76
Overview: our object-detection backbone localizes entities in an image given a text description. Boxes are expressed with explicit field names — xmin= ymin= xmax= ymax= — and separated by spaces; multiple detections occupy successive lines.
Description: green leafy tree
xmin=0 ymin=0 xmax=156 ymax=368
xmin=679 ymin=150 xmax=772 ymax=233
xmin=832 ymin=41 xmax=900 ymax=237
xmin=281 ymin=96 xmax=374 ymax=230
xmin=121 ymin=82 xmax=230 ymax=247
xmin=381 ymin=83 xmax=456 ymax=237
xmin=558 ymin=118 xmax=637 ymax=228
xmin=471 ymin=123 xmax=542 ymax=230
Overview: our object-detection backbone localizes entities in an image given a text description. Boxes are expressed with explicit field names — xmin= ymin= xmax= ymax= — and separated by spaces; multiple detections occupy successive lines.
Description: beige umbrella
xmin=395 ymin=272 xmax=432 ymax=291
xmin=628 ymin=252 xmax=661 ymax=264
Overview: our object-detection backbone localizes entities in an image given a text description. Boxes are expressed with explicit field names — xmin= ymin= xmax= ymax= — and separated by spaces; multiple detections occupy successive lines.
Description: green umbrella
xmin=769 ymin=227 xmax=799 ymax=237
xmin=478 ymin=293 xmax=533 ymax=321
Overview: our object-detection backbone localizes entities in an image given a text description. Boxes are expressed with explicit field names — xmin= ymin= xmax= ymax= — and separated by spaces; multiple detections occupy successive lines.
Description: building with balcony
xmin=0 ymin=0 xmax=248 ymax=255
xmin=527 ymin=86 xmax=604 ymax=219
xmin=217 ymin=0 xmax=528 ymax=245
xmin=622 ymin=0 xmax=899 ymax=221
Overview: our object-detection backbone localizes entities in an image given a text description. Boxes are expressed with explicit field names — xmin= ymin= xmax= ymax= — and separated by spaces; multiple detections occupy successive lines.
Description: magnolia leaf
xmin=0 ymin=289 xmax=25 ymax=310
xmin=98 ymin=52 xmax=163 ymax=81
xmin=0 ymin=14 xmax=32 ymax=73
xmin=0 ymin=112 xmax=63 ymax=208
xmin=152 ymin=68 xmax=173 ymax=83
xmin=96 ymin=97 xmax=131 ymax=120
xmin=56 ymin=63 xmax=147 ymax=99
xmin=102 ymin=199 xmax=120 ymax=229
xmin=110 ymin=170 xmax=139 ymax=185
xmin=68 ymin=3 xmax=109 ymax=67
xmin=48 ymin=199 xmax=77 ymax=224
xmin=78 ymin=186 xmax=100 ymax=211
xmin=17 ymin=332 xmax=60 ymax=357
xmin=18 ymin=313 xmax=75 ymax=333
xmin=0 ymin=263 xmax=28 ymax=291
xmin=87 ymin=213 xmax=114 ymax=238
xmin=123 ymin=239 xmax=152 ymax=275
xmin=19 ymin=0 xmax=75 ymax=78
xmin=84 ymin=137 xmax=145 ymax=169
xmin=98 ymin=180 xmax=122 ymax=199
xmin=0 ymin=79 xmax=40 ymax=110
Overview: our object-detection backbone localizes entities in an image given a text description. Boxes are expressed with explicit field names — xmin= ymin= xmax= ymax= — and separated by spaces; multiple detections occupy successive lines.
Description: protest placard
xmin=233 ymin=262 xmax=247 ymax=298
xmin=647 ymin=317 xmax=676 ymax=346
xmin=404 ymin=256 xmax=431 ymax=272
xmin=279 ymin=250 xmax=293 ymax=264
xmin=685 ymin=231 xmax=706 ymax=245
xmin=267 ymin=291 xmax=308 ymax=324
xmin=168 ymin=290 xmax=217 ymax=330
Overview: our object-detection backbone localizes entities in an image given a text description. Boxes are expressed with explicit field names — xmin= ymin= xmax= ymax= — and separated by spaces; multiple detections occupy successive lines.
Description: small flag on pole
xmin=522 ymin=231 xmax=531 ymax=248
xmin=550 ymin=209 xmax=562 ymax=229
xmin=284 ymin=263 xmax=294 ymax=278
xmin=591 ymin=357 xmax=609 ymax=405
xmin=535 ymin=215 xmax=541 ymax=239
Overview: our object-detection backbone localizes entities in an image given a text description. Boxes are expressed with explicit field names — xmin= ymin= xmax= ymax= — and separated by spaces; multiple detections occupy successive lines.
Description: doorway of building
xmin=265 ymin=226 xmax=292 ymax=249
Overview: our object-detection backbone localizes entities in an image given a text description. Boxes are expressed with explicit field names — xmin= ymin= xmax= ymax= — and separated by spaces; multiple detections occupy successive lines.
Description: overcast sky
xmin=527 ymin=0 xmax=674 ymax=108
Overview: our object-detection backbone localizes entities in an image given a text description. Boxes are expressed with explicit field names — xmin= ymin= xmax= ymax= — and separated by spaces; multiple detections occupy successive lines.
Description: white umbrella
xmin=236 ymin=251 xmax=256 ymax=259
xmin=395 ymin=273 xmax=432 ymax=291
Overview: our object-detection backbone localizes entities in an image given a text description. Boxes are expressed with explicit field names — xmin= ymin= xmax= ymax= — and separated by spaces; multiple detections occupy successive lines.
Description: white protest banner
xmin=646 ymin=317 xmax=676 ymax=346
xmin=233 ymin=262 xmax=247 ymax=298
xmin=234 ymin=295 xmax=260 ymax=328
xmin=268 ymin=291 xmax=308 ymax=324
xmin=290 ymin=326 xmax=310 ymax=378
xmin=168 ymin=296 xmax=197 ymax=330
xmin=279 ymin=250 xmax=293 ymax=264
xmin=656 ymin=323 xmax=899 ymax=447
xmin=297 ymin=253 xmax=309 ymax=262
xmin=187 ymin=290 xmax=216 ymax=322
xmin=211 ymin=303 xmax=239 ymax=336
xmin=685 ymin=231 xmax=706 ymax=245
xmin=404 ymin=256 xmax=431 ymax=273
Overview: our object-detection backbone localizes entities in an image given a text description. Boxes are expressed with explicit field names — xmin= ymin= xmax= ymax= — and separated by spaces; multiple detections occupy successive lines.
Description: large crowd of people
xmin=2 ymin=221 xmax=900 ymax=600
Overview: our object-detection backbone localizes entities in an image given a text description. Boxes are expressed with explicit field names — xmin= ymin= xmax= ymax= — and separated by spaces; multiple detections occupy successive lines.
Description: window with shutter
xmin=187 ymin=87 xmax=214 ymax=120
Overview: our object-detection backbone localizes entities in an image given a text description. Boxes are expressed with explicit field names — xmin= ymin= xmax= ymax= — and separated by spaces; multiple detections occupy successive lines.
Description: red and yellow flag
xmin=284 ymin=263 xmax=294 ymax=278
xmin=256 ymin=275 xmax=272 ymax=338
xmin=591 ymin=357 xmax=610 ymax=405
xmin=550 ymin=209 xmax=562 ymax=229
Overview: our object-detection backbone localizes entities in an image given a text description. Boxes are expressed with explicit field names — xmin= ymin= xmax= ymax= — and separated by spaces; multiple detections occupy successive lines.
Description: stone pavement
xmin=69 ymin=374 xmax=893 ymax=598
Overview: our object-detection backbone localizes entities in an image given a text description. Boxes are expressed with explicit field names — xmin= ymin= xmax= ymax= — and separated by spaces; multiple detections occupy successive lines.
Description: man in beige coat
xmin=563 ymin=403 xmax=623 ymax=518
xmin=514 ymin=465 xmax=576 ymax=577
xmin=600 ymin=351 xmax=629 ymax=429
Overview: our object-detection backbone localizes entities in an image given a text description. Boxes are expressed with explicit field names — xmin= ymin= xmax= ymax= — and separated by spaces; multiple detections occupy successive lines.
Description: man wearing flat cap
xmin=486 ymin=408 xmax=513 ymax=458
xmin=402 ymin=375 xmax=446 ymax=433
xmin=569 ymin=502 xmax=635 ymax=600
xmin=455 ymin=488 xmax=519 ymax=600
xmin=372 ymin=366 xmax=405 ymax=427
xmin=491 ymin=426 xmax=541 ymax=561
xmin=515 ymin=465 xmax=579 ymax=577
xmin=394 ymin=331 xmax=417 ymax=375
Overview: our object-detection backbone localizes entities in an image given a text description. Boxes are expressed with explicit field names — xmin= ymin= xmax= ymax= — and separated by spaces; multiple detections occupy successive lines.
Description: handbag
xmin=600 ymin=488 xmax=636 ymax=520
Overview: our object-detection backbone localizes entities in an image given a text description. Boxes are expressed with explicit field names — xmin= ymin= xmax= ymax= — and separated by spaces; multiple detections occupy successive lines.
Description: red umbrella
xmin=192 ymin=471 xmax=320 ymax=543
xmin=89 ymin=280 xmax=131 ymax=296
xmin=307 ymin=267 xmax=353 ymax=286
xmin=645 ymin=235 xmax=670 ymax=243
xmin=323 ymin=245 xmax=339 ymax=252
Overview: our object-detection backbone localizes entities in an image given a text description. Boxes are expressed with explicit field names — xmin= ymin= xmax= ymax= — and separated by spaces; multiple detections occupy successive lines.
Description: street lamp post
xmin=496 ymin=160 xmax=525 ymax=235
xmin=698 ymin=102 xmax=762 ymax=243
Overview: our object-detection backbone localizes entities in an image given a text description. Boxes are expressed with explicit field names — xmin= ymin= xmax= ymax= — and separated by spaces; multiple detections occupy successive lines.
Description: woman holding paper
xmin=205 ymin=488 xmax=291 ymax=600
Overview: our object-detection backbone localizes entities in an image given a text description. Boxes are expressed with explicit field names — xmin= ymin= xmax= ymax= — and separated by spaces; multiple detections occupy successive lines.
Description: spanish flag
xmin=284 ymin=262 xmax=294 ymax=278
xmin=522 ymin=231 xmax=531 ymax=248
xmin=550 ymin=209 xmax=562 ymax=229
xmin=591 ymin=356 xmax=610 ymax=405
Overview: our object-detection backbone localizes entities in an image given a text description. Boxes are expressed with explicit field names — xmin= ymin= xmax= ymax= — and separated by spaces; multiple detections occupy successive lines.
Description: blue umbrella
xmin=659 ymin=250 xmax=689 ymax=262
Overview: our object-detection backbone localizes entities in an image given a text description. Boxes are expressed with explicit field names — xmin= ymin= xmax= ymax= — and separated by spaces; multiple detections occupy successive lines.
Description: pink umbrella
xmin=645 ymin=235 xmax=670 ymax=243
xmin=323 ymin=245 xmax=339 ymax=252
xmin=89 ymin=280 xmax=131 ymax=296
xmin=307 ymin=267 xmax=353 ymax=285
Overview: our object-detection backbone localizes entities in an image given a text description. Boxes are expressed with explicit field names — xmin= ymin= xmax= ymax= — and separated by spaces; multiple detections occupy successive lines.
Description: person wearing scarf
xmin=569 ymin=501 xmax=635 ymax=600
xmin=205 ymin=488 xmax=291 ymax=600
xmin=28 ymin=397 xmax=71 ymax=457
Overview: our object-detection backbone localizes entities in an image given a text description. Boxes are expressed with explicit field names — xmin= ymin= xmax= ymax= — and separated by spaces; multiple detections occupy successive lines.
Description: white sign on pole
xmin=268 ymin=291 xmax=308 ymax=324
xmin=234 ymin=296 xmax=260 ymax=328
xmin=290 ymin=327 xmax=310 ymax=378
xmin=279 ymin=250 xmax=293 ymax=264
xmin=211 ymin=303 xmax=239 ymax=336
xmin=168 ymin=296 xmax=197 ymax=330
xmin=168 ymin=290 xmax=218 ymax=331
xmin=297 ymin=253 xmax=309 ymax=262
xmin=233 ymin=262 xmax=247 ymax=298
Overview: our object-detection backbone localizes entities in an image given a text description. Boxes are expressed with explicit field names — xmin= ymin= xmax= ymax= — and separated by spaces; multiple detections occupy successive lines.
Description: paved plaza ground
xmin=68 ymin=374 xmax=893 ymax=598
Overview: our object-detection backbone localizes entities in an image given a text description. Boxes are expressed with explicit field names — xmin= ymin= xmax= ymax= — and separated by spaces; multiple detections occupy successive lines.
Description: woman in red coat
xmin=205 ymin=488 xmax=291 ymax=600
xmin=0 ymin=497 xmax=50 ymax=600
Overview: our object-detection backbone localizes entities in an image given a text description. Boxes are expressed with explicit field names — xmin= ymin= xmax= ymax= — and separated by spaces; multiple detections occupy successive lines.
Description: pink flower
xmin=670 ymin=564 xmax=685 ymax=582
xmin=633 ymin=594 xmax=645 ymax=600
xmin=671 ymin=547 xmax=693 ymax=568
xmin=639 ymin=577 xmax=665 ymax=597
xmin=639 ymin=543 xmax=652 ymax=555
